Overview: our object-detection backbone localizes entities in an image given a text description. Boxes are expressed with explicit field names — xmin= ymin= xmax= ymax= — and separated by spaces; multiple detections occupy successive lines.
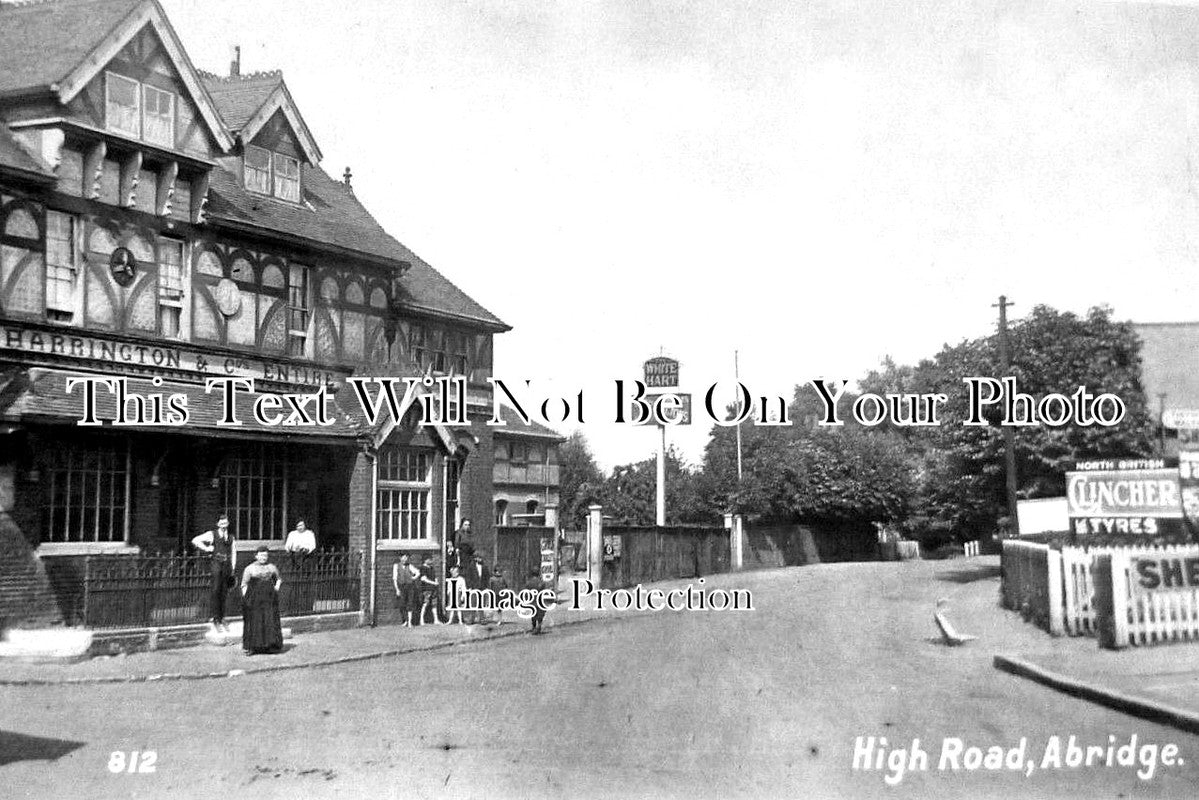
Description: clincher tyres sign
xmin=1066 ymin=458 xmax=1182 ymax=536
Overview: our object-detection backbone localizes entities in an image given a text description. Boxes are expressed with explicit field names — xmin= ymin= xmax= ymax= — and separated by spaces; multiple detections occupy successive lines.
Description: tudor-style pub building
xmin=0 ymin=0 xmax=508 ymax=628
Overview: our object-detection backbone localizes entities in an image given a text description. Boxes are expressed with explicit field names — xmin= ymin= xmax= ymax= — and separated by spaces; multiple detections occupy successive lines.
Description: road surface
xmin=3 ymin=558 xmax=1196 ymax=799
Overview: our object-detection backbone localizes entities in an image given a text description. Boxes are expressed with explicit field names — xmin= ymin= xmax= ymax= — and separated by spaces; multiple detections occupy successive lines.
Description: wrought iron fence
xmin=83 ymin=550 xmax=362 ymax=629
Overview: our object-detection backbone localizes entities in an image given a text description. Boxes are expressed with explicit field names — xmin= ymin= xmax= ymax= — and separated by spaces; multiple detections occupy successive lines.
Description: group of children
xmin=392 ymin=553 xmax=552 ymax=632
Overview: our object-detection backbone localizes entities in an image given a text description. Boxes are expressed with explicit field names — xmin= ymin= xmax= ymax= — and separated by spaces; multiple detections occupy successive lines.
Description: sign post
xmin=644 ymin=356 xmax=680 ymax=526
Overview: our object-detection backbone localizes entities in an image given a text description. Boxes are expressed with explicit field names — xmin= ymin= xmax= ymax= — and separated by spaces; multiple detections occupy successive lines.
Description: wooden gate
xmin=600 ymin=526 xmax=728 ymax=589
xmin=496 ymin=526 xmax=556 ymax=586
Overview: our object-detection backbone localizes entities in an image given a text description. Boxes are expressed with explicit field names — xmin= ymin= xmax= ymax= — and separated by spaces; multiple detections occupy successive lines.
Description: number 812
xmin=108 ymin=751 xmax=157 ymax=773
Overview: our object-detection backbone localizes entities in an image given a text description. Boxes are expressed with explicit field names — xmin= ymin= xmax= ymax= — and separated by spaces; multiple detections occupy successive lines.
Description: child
xmin=418 ymin=555 xmax=442 ymax=625
xmin=392 ymin=554 xmax=420 ymax=627
xmin=523 ymin=569 xmax=551 ymax=635
xmin=444 ymin=565 xmax=466 ymax=625
xmin=488 ymin=565 xmax=509 ymax=625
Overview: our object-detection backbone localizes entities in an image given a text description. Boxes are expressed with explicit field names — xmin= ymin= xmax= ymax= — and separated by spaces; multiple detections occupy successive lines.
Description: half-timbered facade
xmin=0 ymin=0 xmax=508 ymax=627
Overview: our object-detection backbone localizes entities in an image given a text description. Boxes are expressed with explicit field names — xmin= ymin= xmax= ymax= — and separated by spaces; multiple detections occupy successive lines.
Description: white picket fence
xmin=1003 ymin=540 xmax=1199 ymax=648
xmin=1098 ymin=547 xmax=1199 ymax=649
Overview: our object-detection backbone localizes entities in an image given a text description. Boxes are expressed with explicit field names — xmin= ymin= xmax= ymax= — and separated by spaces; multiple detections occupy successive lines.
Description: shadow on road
xmin=937 ymin=564 xmax=1002 ymax=584
xmin=0 ymin=730 xmax=85 ymax=766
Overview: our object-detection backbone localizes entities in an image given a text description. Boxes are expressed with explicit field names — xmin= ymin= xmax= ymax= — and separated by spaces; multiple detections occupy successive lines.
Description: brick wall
xmin=348 ymin=447 xmax=372 ymax=615
xmin=0 ymin=459 xmax=64 ymax=627
xmin=463 ymin=413 xmax=496 ymax=565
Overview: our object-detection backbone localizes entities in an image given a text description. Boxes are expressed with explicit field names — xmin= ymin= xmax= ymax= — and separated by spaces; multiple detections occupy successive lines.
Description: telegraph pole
xmin=1158 ymin=393 xmax=1168 ymax=457
xmin=734 ymin=350 xmax=743 ymax=482
xmin=994 ymin=295 xmax=1019 ymax=537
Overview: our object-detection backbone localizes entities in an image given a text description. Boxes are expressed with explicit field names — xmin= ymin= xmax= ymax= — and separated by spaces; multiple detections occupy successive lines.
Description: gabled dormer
xmin=202 ymin=62 xmax=321 ymax=205
xmin=53 ymin=1 xmax=233 ymax=156
xmin=0 ymin=0 xmax=233 ymax=222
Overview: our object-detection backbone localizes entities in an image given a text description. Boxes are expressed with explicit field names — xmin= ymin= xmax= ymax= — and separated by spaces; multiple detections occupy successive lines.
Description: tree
xmin=861 ymin=304 xmax=1156 ymax=543
xmin=557 ymin=431 xmax=603 ymax=530
xmin=699 ymin=385 xmax=913 ymax=525
xmin=597 ymin=447 xmax=711 ymax=526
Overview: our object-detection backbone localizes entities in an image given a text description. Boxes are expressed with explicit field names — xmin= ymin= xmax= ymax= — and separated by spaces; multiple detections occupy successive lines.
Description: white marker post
xmin=657 ymin=421 xmax=666 ymax=526
xmin=644 ymin=356 xmax=681 ymax=528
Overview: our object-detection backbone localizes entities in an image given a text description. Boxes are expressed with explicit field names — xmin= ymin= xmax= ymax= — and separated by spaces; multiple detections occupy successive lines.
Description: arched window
xmin=526 ymin=500 xmax=539 ymax=515
xmin=494 ymin=499 xmax=508 ymax=526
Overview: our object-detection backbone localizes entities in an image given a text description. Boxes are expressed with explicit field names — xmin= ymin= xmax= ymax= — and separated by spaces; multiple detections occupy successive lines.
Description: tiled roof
xmin=0 ymin=0 xmax=508 ymax=331
xmin=0 ymin=0 xmax=142 ymax=94
xmin=0 ymin=368 xmax=368 ymax=440
xmin=0 ymin=122 xmax=54 ymax=179
xmin=206 ymin=166 xmax=507 ymax=329
xmin=199 ymin=71 xmax=282 ymax=131
xmin=491 ymin=404 xmax=566 ymax=440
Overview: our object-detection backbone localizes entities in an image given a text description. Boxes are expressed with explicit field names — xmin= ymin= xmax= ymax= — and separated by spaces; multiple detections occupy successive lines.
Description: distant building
xmin=1134 ymin=321 xmax=1199 ymax=455
xmin=491 ymin=405 xmax=563 ymax=527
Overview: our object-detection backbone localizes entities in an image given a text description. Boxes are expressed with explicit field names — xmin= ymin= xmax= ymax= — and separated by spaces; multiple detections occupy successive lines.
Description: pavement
xmin=7 ymin=556 xmax=1199 ymax=742
xmin=993 ymin=626 xmax=1199 ymax=735
xmin=0 ymin=569 xmax=678 ymax=685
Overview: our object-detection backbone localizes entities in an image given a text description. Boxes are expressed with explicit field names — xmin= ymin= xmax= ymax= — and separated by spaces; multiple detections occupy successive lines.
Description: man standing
xmin=192 ymin=514 xmax=236 ymax=632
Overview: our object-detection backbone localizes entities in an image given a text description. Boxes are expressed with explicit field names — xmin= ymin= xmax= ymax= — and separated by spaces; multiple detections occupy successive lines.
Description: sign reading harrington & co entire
xmin=1066 ymin=458 xmax=1183 ymax=536
xmin=0 ymin=323 xmax=344 ymax=390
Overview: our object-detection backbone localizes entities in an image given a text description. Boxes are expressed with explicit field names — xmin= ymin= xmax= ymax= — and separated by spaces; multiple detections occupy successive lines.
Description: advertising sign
xmin=0 ymin=323 xmax=344 ymax=390
xmin=642 ymin=392 xmax=692 ymax=426
xmin=1164 ymin=410 xmax=1199 ymax=448
xmin=539 ymin=533 xmax=557 ymax=583
xmin=603 ymin=533 xmax=622 ymax=561
xmin=1163 ymin=409 xmax=1199 ymax=430
xmin=1130 ymin=553 xmax=1199 ymax=597
xmin=643 ymin=356 xmax=679 ymax=388
xmin=1066 ymin=458 xmax=1182 ymax=536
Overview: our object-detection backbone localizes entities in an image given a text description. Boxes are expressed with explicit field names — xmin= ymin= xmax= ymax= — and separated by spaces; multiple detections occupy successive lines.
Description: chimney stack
xmin=230 ymin=45 xmax=241 ymax=77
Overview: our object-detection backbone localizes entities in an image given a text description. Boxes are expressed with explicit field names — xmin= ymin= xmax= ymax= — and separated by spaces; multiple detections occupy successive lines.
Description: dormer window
xmin=105 ymin=73 xmax=140 ymax=138
xmin=244 ymin=144 xmax=302 ymax=202
xmin=274 ymin=153 xmax=300 ymax=201
xmin=142 ymin=85 xmax=175 ymax=147
xmin=244 ymin=145 xmax=271 ymax=193
xmin=104 ymin=72 xmax=176 ymax=147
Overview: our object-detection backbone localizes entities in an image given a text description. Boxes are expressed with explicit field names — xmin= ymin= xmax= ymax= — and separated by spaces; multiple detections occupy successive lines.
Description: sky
xmin=161 ymin=0 xmax=1199 ymax=470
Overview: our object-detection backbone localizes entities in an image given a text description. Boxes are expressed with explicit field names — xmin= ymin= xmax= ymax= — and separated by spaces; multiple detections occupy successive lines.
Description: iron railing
xmin=83 ymin=550 xmax=361 ymax=629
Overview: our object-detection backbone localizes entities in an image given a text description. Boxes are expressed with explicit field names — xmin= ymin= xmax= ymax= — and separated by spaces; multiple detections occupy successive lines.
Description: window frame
xmin=104 ymin=71 xmax=141 ymax=139
xmin=141 ymin=83 xmax=176 ymax=148
xmin=157 ymin=236 xmax=186 ymax=338
xmin=287 ymin=264 xmax=310 ymax=357
xmin=39 ymin=438 xmax=132 ymax=549
xmin=44 ymin=210 xmax=80 ymax=323
xmin=219 ymin=446 xmax=289 ymax=544
xmin=273 ymin=152 xmax=301 ymax=202
xmin=376 ymin=447 xmax=435 ymax=545
xmin=242 ymin=145 xmax=304 ymax=202
xmin=244 ymin=144 xmax=273 ymax=195
xmin=104 ymin=71 xmax=178 ymax=148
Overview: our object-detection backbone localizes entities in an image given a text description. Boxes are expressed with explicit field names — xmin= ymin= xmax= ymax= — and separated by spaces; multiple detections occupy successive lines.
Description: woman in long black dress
xmin=241 ymin=546 xmax=283 ymax=655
